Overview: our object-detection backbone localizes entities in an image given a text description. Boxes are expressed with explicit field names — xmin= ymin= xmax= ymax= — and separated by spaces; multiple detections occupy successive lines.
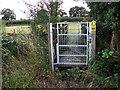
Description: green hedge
xmin=57 ymin=17 xmax=90 ymax=22
xmin=5 ymin=19 xmax=32 ymax=26
xmin=5 ymin=17 xmax=91 ymax=26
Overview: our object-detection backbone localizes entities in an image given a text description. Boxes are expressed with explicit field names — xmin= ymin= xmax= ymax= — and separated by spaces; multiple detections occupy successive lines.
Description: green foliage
xmin=55 ymin=59 xmax=119 ymax=88
xmin=89 ymin=49 xmax=120 ymax=77
xmin=35 ymin=9 xmax=49 ymax=25
xmin=55 ymin=67 xmax=86 ymax=81
xmin=57 ymin=17 xmax=89 ymax=22
xmin=1 ymin=20 xmax=6 ymax=32
xmin=101 ymin=74 xmax=119 ymax=87
xmin=48 ymin=1 xmax=63 ymax=23
xmin=87 ymin=2 xmax=120 ymax=49
xmin=59 ymin=9 xmax=67 ymax=17
xmin=1 ymin=8 xmax=16 ymax=20
xmin=2 ymin=34 xmax=34 ymax=88
xmin=85 ymin=2 xmax=120 ymax=88
xmin=2 ymin=2 xmax=120 ymax=88
xmin=2 ymin=32 xmax=51 ymax=88
xmin=2 ymin=34 xmax=30 ymax=62
xmin=101 ymin=49 xmax=114 ymax=58
xmin=69 ymin=6 xmax=88 ymax=17
xmin=87 ymin=48 xmax=120 ymax=88
xmin=5 ymin=19 xmax=32 ymax=26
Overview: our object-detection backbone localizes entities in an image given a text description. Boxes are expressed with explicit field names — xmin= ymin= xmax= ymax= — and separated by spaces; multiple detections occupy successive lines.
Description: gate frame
xmin=48 ymin=21 xmax=96 ymax=71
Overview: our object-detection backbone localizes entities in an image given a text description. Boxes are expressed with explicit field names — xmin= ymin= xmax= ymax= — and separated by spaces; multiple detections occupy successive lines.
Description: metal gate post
xmin=49 ymin=23 xmax=54 ymax=71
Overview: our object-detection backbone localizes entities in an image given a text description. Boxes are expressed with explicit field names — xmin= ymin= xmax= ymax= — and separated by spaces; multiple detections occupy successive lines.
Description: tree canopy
xmin=24 ymin=0 xmax=63 ymax=23
xmin=59 ymin=9 xmax=67 ymax=17
xmin=0 ymin=8 xmax=16 ymax=20
xmin=35 ymin=9 xmax=49 ymax=25
xmin=69 ymin=6 xmax=88 ymax=17
xmin=87 ymin=2 xmax=120 ymax=51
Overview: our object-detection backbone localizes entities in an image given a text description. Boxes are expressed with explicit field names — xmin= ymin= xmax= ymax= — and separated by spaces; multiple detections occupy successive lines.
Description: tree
xmin=35 ymin=9 xmax=49 ymax=25
xmin=0 ymin=8 xmax=16 ymax=20
xmin=69 ymin=6 xmax=88 ymax=17
xmin=45 ymin=0 xmax=63 ymax=22
xmin=23 ymin=0 xmax=63 ymax=22
xmin=72 ymin=1 xmax=120 ymax=51
xmin=87 ymin=2 xmax=120 ymax=51
xmin=59 ymin=9 xmax=67 ymax=17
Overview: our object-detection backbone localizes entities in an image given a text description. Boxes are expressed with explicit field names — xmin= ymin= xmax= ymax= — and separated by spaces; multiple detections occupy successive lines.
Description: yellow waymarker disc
xmin=91 ymin=20 xmax=96 ymax=31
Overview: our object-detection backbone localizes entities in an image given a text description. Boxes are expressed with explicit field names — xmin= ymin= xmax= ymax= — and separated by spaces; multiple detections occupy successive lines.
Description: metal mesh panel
xmin=59 ymin=46 xmax=87 ymax=55
xmin=59 ymin=35 xmax=87 ymax=45
xmin=56 ymin=22 xmax=88 ymax=64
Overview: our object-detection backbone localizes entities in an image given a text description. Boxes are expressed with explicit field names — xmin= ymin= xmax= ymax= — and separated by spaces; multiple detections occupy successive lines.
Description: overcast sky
xmin=0 ymin=0 xmax=90 ymax=20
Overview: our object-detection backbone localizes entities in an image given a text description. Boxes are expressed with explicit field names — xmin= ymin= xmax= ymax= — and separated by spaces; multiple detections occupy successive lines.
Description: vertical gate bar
xmin=80 ymin=23 xmax=81 ymax=35
xmin=50 ymin=23 xmax=54 ymax=71
xmin=56 ymin=43 xmax=59 ymax=63
xmin=57 ymin=23 xmax=60 ymax=63
xmin=86 ymin=22 xmax=89 ymax=65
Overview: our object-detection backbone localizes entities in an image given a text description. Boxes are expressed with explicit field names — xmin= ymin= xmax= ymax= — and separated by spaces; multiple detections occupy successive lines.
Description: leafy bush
xmin=2 ymin=34 xmax=30 ymax=62
xmin=2 ymin=33 xmax=35 ymax=88
xmin=55 ymin=67 xmax=87 ymax=81
xmin=87 ymin=49 xmax=120 ymax=88
xmin=89 ymin=49 xmax=120 ymax=77
xmin=35 ymin=9 xmax=49 ymax=25
xmin=54 ymin=49 xmax=120 ymax=88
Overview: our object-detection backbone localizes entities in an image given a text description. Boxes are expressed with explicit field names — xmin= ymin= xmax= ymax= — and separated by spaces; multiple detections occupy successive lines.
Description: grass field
xmin=67 ymin=23 xmax=81 ymax=34
xmin=67 ymin=23 xmax=87 ymax=34
xmin=2 ymin=25 xmax=31 ymax=34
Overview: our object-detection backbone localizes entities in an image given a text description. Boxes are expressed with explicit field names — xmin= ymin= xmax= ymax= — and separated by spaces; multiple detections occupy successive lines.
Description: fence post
xmin=91 ymin=20 xmax=96 ymax=59
xmin=47 ymin=23 xmax=51 ymax=63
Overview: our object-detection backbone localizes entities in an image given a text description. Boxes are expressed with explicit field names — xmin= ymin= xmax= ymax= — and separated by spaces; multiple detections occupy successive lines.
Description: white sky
xmin=0 ymin=0 xmax=90 ymax=20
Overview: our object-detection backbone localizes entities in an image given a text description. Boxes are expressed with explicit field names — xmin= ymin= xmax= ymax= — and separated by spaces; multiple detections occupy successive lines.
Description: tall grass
xmin=2 ymin=33 xmax=37 ymax=88
xmin=2 ymin=23 xmax=55 ymax=88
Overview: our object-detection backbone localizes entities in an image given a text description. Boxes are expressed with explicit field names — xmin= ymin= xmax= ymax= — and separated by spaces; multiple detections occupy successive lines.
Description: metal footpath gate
xmin=48 ymin=21 xmax=96 ymax=71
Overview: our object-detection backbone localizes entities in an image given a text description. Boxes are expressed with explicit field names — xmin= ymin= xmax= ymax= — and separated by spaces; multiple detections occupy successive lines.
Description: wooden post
xmin=47 ymin=23 xmax=52 ymax=64
xmin=91 ymin=20 xmax=96 ymax=59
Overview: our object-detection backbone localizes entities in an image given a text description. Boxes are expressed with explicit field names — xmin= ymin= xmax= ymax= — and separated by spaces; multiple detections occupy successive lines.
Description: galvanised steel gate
xmin=48 ymin=22 xmax=95 ymax=71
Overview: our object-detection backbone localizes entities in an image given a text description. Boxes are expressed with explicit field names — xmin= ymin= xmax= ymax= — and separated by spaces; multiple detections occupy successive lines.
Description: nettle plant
xmin=101 ymin=49 xmax=114 ymax=59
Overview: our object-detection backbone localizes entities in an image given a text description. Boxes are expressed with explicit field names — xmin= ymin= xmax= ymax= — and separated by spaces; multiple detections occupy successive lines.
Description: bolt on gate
xmin=48 ymin=21 xmax=96 ymax=71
